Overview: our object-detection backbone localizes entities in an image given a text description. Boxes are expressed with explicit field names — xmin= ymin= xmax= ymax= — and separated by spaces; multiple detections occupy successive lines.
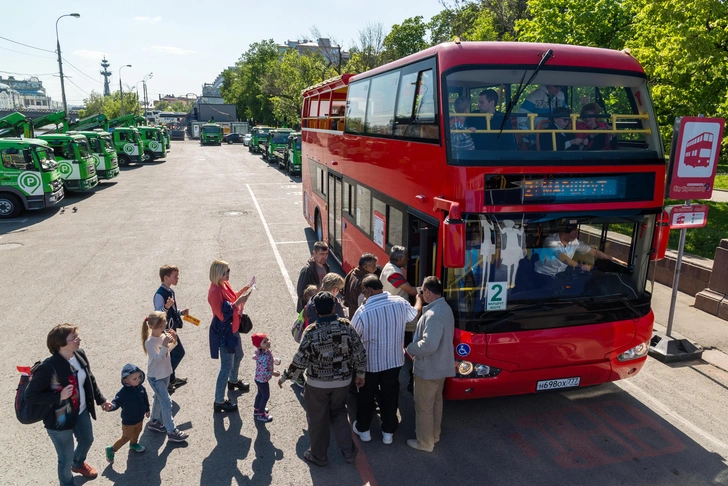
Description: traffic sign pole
xmin=665 ymin=200 xmax=689 ymax=338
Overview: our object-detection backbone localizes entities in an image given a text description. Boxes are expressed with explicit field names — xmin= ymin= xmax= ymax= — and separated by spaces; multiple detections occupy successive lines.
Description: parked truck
xmin=0 ymin=113 xmax=64 ymax=218
xmin=249 ymin=126 xmax=271 ymax=154
xmin=200 ymin=123 xmax=223 ymax=145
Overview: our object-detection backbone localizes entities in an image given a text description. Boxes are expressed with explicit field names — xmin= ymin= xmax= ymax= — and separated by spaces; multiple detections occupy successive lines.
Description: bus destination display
xmin=522 ymin=176 xmax=624 ymax=202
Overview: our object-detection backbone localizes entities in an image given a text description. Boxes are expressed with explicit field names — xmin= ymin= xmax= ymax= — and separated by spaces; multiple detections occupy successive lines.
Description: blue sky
xmin=0 ymin=0 xmax=444 ymax=106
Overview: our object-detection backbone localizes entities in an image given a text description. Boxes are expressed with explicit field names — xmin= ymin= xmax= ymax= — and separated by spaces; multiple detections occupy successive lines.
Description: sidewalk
xmin=651 ymin=281 xmax=728 ymax=371
xmin=708 ymin=188 xmax=728 ymax=203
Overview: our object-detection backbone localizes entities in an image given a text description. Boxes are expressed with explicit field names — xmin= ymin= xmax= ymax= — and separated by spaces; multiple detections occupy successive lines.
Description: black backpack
xmin=15 ymin=362 xmax=53 ymax=425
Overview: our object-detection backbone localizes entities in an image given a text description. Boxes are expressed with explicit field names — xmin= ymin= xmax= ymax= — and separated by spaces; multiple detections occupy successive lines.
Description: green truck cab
xmin=110 ymin=127 xmax=143 ymax=166
xmin=267 ymin=128 xmax=294 ymax=164
xmin=139 ymin=126 xmax=167 ymax=161
xmin=0 ymin=138 xmax=64 ymax=218
xmin=37 ymin=133 xmax=98 ymax=192
xmin=249 ymin=126 xmax=271 ymax=153
xmin=200 ymin=123 xmax=223 ymax=145
xmin=283 ymin=132 xmax=302 ymax=174
xmin=77 ymin=130 xmax=119 ymax=180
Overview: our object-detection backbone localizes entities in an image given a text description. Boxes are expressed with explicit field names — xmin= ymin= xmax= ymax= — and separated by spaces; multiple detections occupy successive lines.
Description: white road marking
xmin=246 ymin=184 xmax=297 ymax=304
xmin=618 ymin=378 xmax=728 ymax=452
xmin=275 ymin=240 xmax=308 ymax=245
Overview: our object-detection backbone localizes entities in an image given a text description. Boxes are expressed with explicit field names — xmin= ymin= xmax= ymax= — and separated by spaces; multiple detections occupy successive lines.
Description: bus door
xmin=406 ymin=211 xmax=438 ymax=286
xmin=327 ymin=173 xmax=343 ymax=259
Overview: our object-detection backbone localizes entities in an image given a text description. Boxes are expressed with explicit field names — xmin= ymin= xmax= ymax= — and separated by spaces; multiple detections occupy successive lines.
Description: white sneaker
xmin=382 ymin=432 xmax=393 ymax=445
xmin=352 ymin=421 xmax=371 ymax=442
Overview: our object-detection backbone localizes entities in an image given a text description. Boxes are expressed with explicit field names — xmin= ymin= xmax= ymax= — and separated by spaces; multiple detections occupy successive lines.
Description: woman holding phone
xmin=208 ymin=260 xmax=252 ymax=412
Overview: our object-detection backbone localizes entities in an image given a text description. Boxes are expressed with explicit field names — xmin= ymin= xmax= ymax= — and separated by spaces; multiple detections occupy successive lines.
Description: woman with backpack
xmin=25 ymin=324 xmax=112 ymax=486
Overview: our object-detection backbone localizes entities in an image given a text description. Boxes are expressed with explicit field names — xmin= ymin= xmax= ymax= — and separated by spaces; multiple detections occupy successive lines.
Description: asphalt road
xmin=2 ymin=140 xmax=728 ymax=486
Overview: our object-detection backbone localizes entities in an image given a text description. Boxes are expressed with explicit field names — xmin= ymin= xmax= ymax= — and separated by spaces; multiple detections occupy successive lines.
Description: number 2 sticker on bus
xmin=486 ymin=282 xmax=507 ymax=311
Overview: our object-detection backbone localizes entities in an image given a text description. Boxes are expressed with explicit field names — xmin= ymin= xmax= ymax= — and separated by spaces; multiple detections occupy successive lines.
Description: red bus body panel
xmin=301 ymin=42 xmax=661 ymax=400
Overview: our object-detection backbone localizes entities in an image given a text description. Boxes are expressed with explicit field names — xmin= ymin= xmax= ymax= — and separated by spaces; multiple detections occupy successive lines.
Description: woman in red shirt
xmin=208 ymin=259 xmax=251 ymax=412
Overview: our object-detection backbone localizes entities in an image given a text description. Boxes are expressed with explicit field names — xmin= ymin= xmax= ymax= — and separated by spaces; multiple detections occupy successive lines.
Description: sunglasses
xmin=224 ymin=269 xmax=230 ymax=276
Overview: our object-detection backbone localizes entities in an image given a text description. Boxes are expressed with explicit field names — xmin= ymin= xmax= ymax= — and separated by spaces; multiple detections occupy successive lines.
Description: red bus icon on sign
xmin=684 ymin=132 xmax=714 ymax=167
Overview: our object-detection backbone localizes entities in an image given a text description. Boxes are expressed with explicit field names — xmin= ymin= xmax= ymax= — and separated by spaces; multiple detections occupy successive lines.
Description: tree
xmin=515 ymin=0 xmax=635 ymax=49
xmin=170 ymin=101 xmax=189 ymax=113
xmin=155 ymin=100 xmax=171 ymax=111
xmin=428 ymin=2 xmax=483 ymax=44
xmin=383 ymin=16 xmax=429 ymax=62
xmin=78 ymin=91 xmax=105 ymax=118
xmin=221 ymin=40 xmax=280 ymax=125
xmin=310 ymin=26 xmax=345 ymax=74
xmin=79 ymin=90 xmax=140 ymax=119
xmin=429 ymin=0 xmax=529 ymax=44
xmin=344 ymin=22 xmax=387 ymax=73
xmin=263 ymin=50 xmax=337 ymax=125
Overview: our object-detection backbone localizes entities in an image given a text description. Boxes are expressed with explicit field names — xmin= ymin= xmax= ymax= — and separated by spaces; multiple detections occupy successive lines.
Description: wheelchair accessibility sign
xmin=456 ymin=344 xmax=471 ymax=357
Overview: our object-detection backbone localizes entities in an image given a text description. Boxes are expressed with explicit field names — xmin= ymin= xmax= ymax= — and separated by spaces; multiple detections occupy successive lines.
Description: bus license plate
xmin=536 ymin=377 xmax=580 ymax=391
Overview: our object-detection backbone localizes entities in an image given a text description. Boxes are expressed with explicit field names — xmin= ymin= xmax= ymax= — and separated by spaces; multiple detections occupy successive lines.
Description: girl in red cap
xmin=251 ymin=333 xmax=279 ymax=422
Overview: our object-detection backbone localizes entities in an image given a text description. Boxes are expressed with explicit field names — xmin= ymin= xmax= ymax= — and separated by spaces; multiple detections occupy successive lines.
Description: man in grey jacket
xmin=405 ymin=276 xmax=455 ymax=452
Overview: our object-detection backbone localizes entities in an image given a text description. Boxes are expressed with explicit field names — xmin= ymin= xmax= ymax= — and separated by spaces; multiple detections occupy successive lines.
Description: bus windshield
xmin=443 ymin=69 xmax=659 ymax=164
xmin=443 ymin=211 xmax=656 ymax=333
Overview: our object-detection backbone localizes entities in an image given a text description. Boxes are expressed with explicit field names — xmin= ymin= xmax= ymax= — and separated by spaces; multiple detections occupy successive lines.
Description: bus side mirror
xmin=650 ymin=210 xmax=670 ymax=261
xmin=442 ymin=218 xmax=465 ymax=268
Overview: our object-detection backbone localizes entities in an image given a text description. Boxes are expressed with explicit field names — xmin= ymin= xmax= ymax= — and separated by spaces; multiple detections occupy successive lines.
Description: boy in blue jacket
xmin=105 ymin=364 xmax=150 ymax=464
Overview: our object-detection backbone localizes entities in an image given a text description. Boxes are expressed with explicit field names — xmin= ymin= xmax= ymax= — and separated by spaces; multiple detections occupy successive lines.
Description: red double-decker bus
xmin=684 ymin=132 xmax=713 ymax=167
xmin=301 ymin=42 xmax=665 ymax=399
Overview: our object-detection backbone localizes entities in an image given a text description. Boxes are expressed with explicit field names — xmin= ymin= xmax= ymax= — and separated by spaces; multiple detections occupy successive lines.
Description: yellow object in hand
xmin=183 ymin=314 xmax=201 ymax=326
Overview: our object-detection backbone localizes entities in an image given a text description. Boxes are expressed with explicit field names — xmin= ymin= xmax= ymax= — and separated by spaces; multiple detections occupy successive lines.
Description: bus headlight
xmin=617 ymin=341 xmax=650 ymax=362
xmin=455 ymin=360 xmax=501 ymax=378
xmin=457 ymin=361 xmax=473 ymax=375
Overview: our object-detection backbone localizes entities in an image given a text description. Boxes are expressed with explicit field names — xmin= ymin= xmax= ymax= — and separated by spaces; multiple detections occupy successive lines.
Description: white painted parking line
xmin=246 ymin=184 xmax=297 ymax=304
xmin=275 ymin=240 xmax=308 ymax=245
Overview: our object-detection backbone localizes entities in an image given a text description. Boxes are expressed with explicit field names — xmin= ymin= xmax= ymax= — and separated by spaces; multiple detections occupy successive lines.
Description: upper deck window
xmin=443 ymin=68 xmax=661 ymax=165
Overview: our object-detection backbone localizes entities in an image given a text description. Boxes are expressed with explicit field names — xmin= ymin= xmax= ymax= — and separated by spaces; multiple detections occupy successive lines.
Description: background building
xmin=0 ymin=76 xmax=59 ymax=110
xmin=278 ymin=38 xmax=350 ymax=66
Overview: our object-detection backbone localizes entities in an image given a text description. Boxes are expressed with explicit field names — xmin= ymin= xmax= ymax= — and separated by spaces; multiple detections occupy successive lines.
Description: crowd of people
xmin=24 ymin=243 xmax=456 ymax=484
xmin=449 ymin=85 xmax=615 ymax=152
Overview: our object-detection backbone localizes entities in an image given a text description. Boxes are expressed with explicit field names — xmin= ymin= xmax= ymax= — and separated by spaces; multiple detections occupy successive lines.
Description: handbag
xmin=240 ymin=313 xmax=253 ymax=334
xmin=291 ymin=309 xmax=305 ymax=343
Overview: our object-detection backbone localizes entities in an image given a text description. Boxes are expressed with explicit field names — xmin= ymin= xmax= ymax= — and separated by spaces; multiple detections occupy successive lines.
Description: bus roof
xmin=349 ymin=41 xmax=645 ymax=84
xmin=301 ymin=74 xmax=354 ymax=98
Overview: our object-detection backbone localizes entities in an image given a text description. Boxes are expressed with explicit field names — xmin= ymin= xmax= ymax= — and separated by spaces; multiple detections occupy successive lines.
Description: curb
xmin=652 ymin=322 xmax=728 ymax=373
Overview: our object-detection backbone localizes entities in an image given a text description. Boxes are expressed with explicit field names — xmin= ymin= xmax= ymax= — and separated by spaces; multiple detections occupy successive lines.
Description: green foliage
xmin=78 ymin=91 xmax=141 ymax=119
xmin=428 ymin=3 xmax=484 ymax=44
xmin=155 ymin=100 xmax=171 ymax=111
xmin=264 ymin=50 xmax=337 ymax=125
xmin=383 ymin=16 xmax=429 ymax=61
xmin=169 ymin=101 xmax=190 ymax=113
xmin=220 ymin=40 xmax=280 ymax=125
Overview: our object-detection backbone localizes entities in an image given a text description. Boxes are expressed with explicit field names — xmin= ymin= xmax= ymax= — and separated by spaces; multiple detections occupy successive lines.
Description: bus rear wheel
xmin=0 ymin=194 xmax=22 ymax=219
xmin=315 ymin=211 xmax=323 ymax=241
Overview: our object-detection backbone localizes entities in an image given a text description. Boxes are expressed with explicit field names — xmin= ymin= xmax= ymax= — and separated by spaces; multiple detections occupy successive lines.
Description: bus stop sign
xmin=666 ymin=116 xmax=725 ymax=200
xmin=665 ymin=204 xmax=709 ymax=229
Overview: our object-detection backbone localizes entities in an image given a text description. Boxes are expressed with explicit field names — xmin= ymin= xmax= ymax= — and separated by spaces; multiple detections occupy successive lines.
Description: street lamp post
xmin=135 ymin=72 xmax=153 ymax=114
xmin=119 ymin=64 xmax=132 ymax=115
xmin=55 ymin=13 xmax=80 ymax=115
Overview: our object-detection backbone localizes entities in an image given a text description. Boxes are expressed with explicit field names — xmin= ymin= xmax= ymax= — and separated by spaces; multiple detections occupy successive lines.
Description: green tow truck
xmin=161 ymin=126 xmax=171 ymax=151
xmin=67 ymin=113 xmax=143 ymax=168
xmin=283 ymin=132 xmax=302 ymax=174
xmin=200 ymin=123 xmax=222 ymax=145
xmin=267 ymin=128 xmax=294 ymax=165
xmin=77 ymin=130 xmax=119 ymax=180
xmin=29 ymin=112 xmax=98 ymax=192
xmin=0 ymin=113 xmax=64 ymax=218
xmin=249 ymin=126 xmax=271 ymax=154
xmin=138 ymin=126 xmax=167 ymax=161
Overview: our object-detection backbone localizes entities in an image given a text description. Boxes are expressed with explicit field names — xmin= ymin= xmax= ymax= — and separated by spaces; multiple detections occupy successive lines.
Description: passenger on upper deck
xmin=449 ymin=96 xmax=475 ymax=152
xmin=518 ymin=85 xmax=566 ymax=148
xmin=538 ymin=107 xmax=584 ymax=151
xmin=465 ymin=89 xmax=516 ymax=151
xmin=575 ymin=103 xmax=613 ymax=150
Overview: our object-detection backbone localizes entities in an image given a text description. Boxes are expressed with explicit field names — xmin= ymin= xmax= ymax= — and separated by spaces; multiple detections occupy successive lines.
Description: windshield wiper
xmin=498 ymin=49 xmax=554 ymax=135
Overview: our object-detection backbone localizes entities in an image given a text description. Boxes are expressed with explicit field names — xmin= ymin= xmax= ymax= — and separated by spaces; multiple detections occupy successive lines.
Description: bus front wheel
xmin=315 ymin=211 xmax=323 ymax=241
xmin=0 ymin=194 xmax=22 ymax=219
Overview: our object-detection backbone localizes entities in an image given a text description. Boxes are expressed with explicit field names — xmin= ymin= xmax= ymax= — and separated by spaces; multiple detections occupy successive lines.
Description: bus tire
xmin=0 ymin=193 xmax=22 ymax=219
xmin=118 ymin=154 xmax=131 ymax=167
xmin=315 ymin=210 xmax=323 ymax=241
xmin=143 ymin=150 xmax=154 ymax=162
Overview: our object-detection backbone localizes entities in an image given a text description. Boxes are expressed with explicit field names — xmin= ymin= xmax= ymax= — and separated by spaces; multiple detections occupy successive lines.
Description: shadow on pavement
xmin=249 ymin=420 xmax=283 ymax=485
xmin=355 ymin=375 xmax=728 ymax=485
xmin=0 ymin=189 xmax=95 ymax=236
xmin=199 ymin=412 xmax=251 ymax=485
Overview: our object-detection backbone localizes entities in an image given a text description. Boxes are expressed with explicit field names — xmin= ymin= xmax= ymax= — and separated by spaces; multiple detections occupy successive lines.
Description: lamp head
xmin=70 ymin=13 xmax=80 ymax=18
